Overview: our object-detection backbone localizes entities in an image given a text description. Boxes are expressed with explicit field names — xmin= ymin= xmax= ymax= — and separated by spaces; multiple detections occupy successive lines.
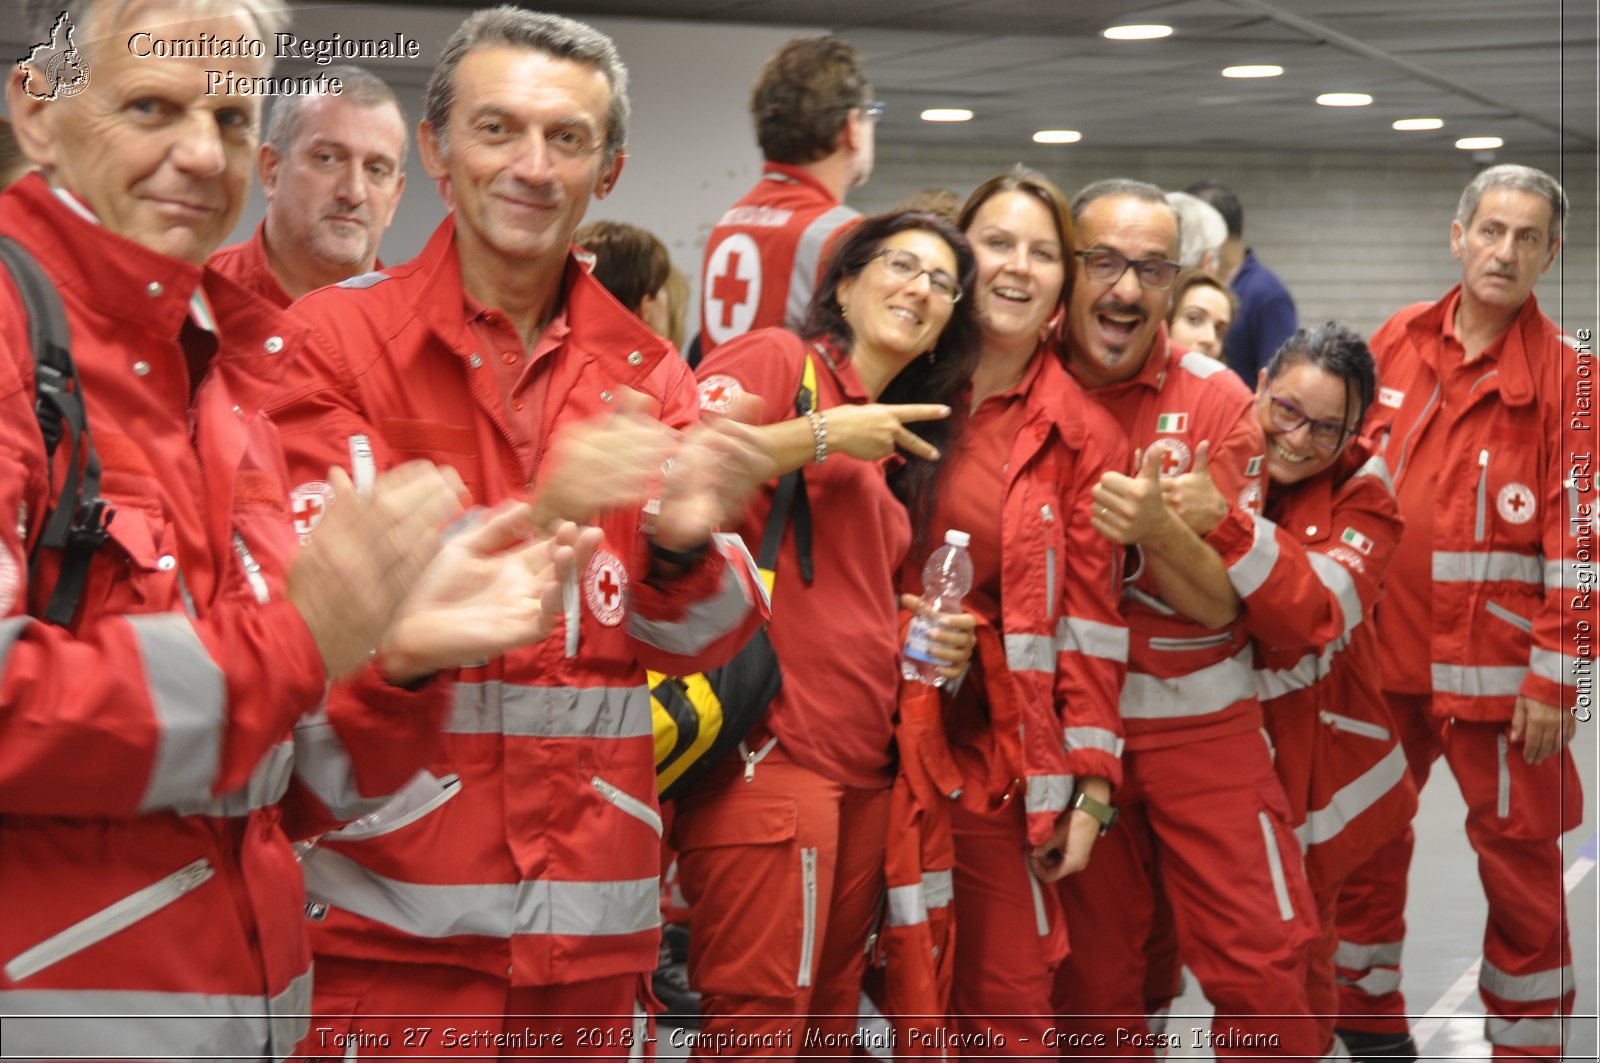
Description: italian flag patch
xmin=1155 ymin=412 xmax=1189 ymax=434
xmin=1340 ymin=527 xmax=1374 ymax=555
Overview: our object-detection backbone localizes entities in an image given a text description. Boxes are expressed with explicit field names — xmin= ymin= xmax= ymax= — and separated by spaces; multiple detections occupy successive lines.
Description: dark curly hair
xmin=751 ymin=36 xmax=868 ymax=165
xmin=1265 ymin=321 xmax=1378 ymax=443
xmin=801 ymin=210 xmax=981 ymax=535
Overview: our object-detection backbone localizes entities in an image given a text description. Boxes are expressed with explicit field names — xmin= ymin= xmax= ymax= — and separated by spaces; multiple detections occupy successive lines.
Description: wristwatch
xmin=1071 ymin=789 xmax=1118 ymax=835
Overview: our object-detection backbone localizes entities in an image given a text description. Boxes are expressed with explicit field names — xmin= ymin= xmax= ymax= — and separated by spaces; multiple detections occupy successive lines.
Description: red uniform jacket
xmin=1368 ymin=288 xmax=1594 ymax=721
xmin=699 ymin=164 xmax=858 ymax=353
xmin=1074 ymin=331 xmax=1271 ymax=750
xmin=266 ymin=217 xmax=765 ymax=987
xmin=1210 ymin=444 xmax=1418 ymax=889
xmin=0 ymin=175 xmax=445 ymax=1059
xmin=209 ymin=223 xmax=293 ymax=309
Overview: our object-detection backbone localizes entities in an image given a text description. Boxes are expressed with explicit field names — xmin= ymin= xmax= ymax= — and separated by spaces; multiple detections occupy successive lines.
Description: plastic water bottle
xmin=901 ymin=529 xmax=973 ymax=686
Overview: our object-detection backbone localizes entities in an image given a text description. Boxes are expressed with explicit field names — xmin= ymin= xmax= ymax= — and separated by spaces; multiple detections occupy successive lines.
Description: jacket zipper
xmin=1149 ymin=632 xmax=1235 ymax=651
xmin=1258 ymin=813 xmax=1295 ymax=921
xmin=328 ymin=772 xmax=462 ymax=840
xmin=1475 ymin=449 xmax=1490 ymax=541
xmin=232 ymin=532 xmax=269 ymax=604
xmin=1318 ymin=710 xmax=1391 ymax=742
xmin=591 ymin=776 xmax=663 ymax=836
xmin=1485 ymin=600 xmax=1534 ymax=633
xmin=1041 ymin=504 xmax=1057 ymax=615
xmin=5 ymin=859 xmax=214 ymax=982
xmin=797 ymin=847 xmax=819 ymax=987
xmin=1389 ymin=382 xmax=1439 ymax=482
xmin=349 ymin=434 xmax=376 ymax=497
xmin=740 ymin=736 xmax=778 ymax=782
xmin=1026 ymin=856 xmax=1050 ymax=937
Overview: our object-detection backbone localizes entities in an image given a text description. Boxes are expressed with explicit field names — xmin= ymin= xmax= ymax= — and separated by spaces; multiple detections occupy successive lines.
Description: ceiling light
xmin=1393 ymin=117 xmax=1444 ymax=131
xmin=1455 ymin=136 xmax=1504 ymax=150
xmin=1103 ymin=24 xmax=1172 ymax=40
xmin=1222 ymin=65 xmax=1283 ymax=78
xmin=1033 ymin=130 xmax=1082 ymax=144
xmin=921 ymin=108 xmax=973 ymax=123
xmin=1316 ymin=93 xmax=1373 ymax=107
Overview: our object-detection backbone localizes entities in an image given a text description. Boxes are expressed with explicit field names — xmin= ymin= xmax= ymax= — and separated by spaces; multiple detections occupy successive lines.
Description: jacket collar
xmin=761 ymin=162 xmax=839 ymax=203
xmin=1408 ymin=284 xmax=1542 ymax=406
xmin=1023 ymin=342 xmax=1093 ymax=441
xmin=410 ymin=215 xmax=675 ymax=383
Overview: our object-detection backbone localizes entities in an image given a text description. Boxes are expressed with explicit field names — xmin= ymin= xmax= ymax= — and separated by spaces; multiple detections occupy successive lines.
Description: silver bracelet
xmin=808 ymin=409 xmax=828 ymax=464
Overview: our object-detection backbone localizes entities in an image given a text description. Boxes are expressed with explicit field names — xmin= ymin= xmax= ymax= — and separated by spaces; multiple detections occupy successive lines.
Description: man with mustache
xmin=1333 ymin=165 xmax=1586 ymax=1063
xmin=211 ymin=65 xmax=407 ymax=306
xmin=1049 ymin=178 xmax=1323 ymax=1057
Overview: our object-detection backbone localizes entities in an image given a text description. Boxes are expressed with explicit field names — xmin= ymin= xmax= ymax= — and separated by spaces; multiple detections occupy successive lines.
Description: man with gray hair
xmin=265 ymin=5 xmax=766 ymax=1050
xmin=1048 ymin=177 xmax=1323 ymax=1057
xmin=1334 ymin=164 xmax=1587 ymax=1062
xmin=0 ymin=0 xmax=589 ymax=1058
xmin=211 ymin=65 xmax=408 ymax=305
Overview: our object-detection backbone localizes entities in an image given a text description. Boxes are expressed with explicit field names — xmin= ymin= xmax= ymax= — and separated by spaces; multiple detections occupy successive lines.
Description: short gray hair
xmin=1071 ymin=178 xmax=1182 ymax=257
xmin=1456 ymin=164 xmax=1567 ymax=246
xmin=27 ymin=0 xmax=287 ymax=65
xmin=423 ymin=6 xmax=629 ymax=166
xmin=265 ymin=65 xmax=408 ymax=158
xmin=1165 ymin=191 xmax=1227 ymax=269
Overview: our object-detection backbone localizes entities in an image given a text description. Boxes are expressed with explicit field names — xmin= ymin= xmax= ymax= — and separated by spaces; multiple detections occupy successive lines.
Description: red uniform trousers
xmin=1334 ymin=694 xmax=1580 ymax=1057
xmin=947 ymin=799 xmax=1069 ymax=1057
xmin=301 ymin=956 xmax=651 ymax=1060
xmin=671 ymin=742 xmax=890 ymax=1058
xmin=1052 ymin=731 xmax=1323 ymax=1060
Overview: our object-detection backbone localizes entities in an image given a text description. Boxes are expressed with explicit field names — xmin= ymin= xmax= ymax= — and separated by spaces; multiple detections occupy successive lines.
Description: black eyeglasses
xmin=1262 ymin=392 xmax=1354 ymax=452
xmin=861 ymin=247 xmax=963 ymax=302
xmin=1075 ymin=249 xmax=1182 ymax=292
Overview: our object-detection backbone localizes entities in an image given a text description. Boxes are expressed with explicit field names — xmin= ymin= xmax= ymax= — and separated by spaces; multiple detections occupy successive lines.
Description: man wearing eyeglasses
xmin=1332 ymin=165 xmax=1587 ymax=1063
xmin=1050 ymin=179 xmax=1324 ymax=1057
xmin=695 ymin=35 xmax=874 ymax=359
xmin=264 ymin=7 xmax=767 ymax=1051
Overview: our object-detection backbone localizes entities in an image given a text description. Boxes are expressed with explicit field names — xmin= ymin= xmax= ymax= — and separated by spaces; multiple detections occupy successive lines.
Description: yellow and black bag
xmin=650 ymin=354 xmax=817 ymax=800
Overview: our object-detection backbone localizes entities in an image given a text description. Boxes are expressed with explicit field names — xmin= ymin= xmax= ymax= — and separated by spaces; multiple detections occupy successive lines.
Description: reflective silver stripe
xmin=1301 ymin=745 xmax=1408 ymax=847
xmin=1255 ymin=635 xmax=1349 ymax=699
xmin=784 ymin=206 xmax=858 ymax=329
xmin=0 ymin=615 xmax=28 ymax=669
xmin=1530 ymin=648 xmax=1575 ymax=685
xmin=1337 ymin=967 xmax=1401 ymax=996
xmin=1353 ymin=454 xmax=1394 ymax=492
xmin=1546 ymin=559 xmax=1594 ymax=591
xmin=1026 ymin=773 xmax=1073 ymax=815
xmin=886 ymin=882 xmax=926 ymax=928
xmin=797 ymin=847 xmax=818 ymax=988
xmin=627 ymin=552 xmax=754 ymax=656
xmin=1432 ymin=663 xmax=1526 ymax=698
xmin=716 ymin=531 xmax=769 ymax=611
xmin=349 ymin=434 xmax=375 ymax=498
xmin=302 ymin=848 xmax=660 ymax=939
xmin=172 ymin=739 xmax=294 ymax=818
xmin=1149 ymin=632 xmax=1233 ymax=651
xmin=1485 ymin=600 xmax=1534 ymax=633
xmin=447 ymin=681 xmax=652 ymax=739
xmin=1480 ymin=959 xmax=1575 ymax=1003
xmin=1497 ymin=733 xmax=1510 ymax=818
xmin=1227 ymin=514 xmax=1281 ymax=598
xmin=1485 ymin=1015 xmax=1569 ymax=1048
xmin=290 ymin=704 xmax=393 ymax=821
xmin=1309 ymin=551 xmax=1363 ymax=637
xmin=128 ymin=613 xmax=226 ymax=812
xmin=1259 ymin=811 xmax=1294 ymax=921
xmin=1056 ymin=615 xmax=1129 ymax=662
xmin=1005 ymin=632 xmax=1056 ymax=674
xmin=1026 ymin=857 xmax=1050 ymax=937
xmin=923 ymin=869 xmax=953 ymax=911
xmin=1121 ymin=648 xmax=1255 ymax=719
xmin=1433 ymin=551 xmax=1543 ymax=583
xmin=0 ymin=966 xmax=311 ymax=1060
xmin=1475 ymin=449 xmax=1489 ymax=541
xmin=1179 ymin=350 xmax=1227 ymax=379
xmin=1064 ymin=726 xmax=1123 ymax=757
xmin=1334 ymin=939 xmax=1403 ymax=971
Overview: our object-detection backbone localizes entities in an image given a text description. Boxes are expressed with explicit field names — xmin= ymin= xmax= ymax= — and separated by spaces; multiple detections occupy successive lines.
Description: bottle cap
xmin=944 ymin=529 xmax=971 ymax=548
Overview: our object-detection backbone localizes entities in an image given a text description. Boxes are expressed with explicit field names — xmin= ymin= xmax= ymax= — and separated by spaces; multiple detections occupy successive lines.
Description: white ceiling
xmin=517 ymin=0 xmax=1596 ymax=153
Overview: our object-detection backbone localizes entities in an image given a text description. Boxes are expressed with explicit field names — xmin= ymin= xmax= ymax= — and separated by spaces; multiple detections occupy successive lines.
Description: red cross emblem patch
xmin=585 ymin=549 xmax=629 ymax=627
xmin=1496 ymin=482 xmax=1535 ymax=525
xmin=703 ymin=233 xmax=763 ymax=345
xmin=290 ymin=480 xmax=335 ymax=541
xmin=698 ymin=374 xmax=745 ymax=414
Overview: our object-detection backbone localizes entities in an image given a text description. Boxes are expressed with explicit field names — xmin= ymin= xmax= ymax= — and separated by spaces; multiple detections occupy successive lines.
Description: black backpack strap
xmin=754 ymin=347 xmax=819 ymax=585
xmin=0 ymin=236 xmax=114 ymax=626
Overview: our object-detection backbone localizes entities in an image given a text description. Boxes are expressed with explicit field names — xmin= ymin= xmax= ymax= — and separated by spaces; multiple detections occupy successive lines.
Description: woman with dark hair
xmin=896 ymin=166 xmax=1129 ymax=1051
xmin=574 ymin=219 xmax=675 ymax=341
xmin=670 ymin=210 xmax=980 ymax=1053
xmin=1161 ymin=322 xmax=1418 ymax=1060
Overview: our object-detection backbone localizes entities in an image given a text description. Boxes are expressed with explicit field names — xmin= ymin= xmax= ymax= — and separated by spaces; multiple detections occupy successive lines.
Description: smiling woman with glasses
xmin=1159 ymin=322 xmax=1416 ymax=1061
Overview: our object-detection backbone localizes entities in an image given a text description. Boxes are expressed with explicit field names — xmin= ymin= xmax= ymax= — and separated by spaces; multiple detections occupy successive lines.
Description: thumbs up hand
xmin=1090 ymin=444 xmax=1173 ymax=546
xmin=1160 ymin=440 xmax=1229 ymax=536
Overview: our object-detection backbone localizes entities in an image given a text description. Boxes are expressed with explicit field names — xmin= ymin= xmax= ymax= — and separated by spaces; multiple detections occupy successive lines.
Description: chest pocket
xmin=73 ymin=491 xmax=181 ymax=618
xmin=1476 ymin=434 xmax=1542 ymax=547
